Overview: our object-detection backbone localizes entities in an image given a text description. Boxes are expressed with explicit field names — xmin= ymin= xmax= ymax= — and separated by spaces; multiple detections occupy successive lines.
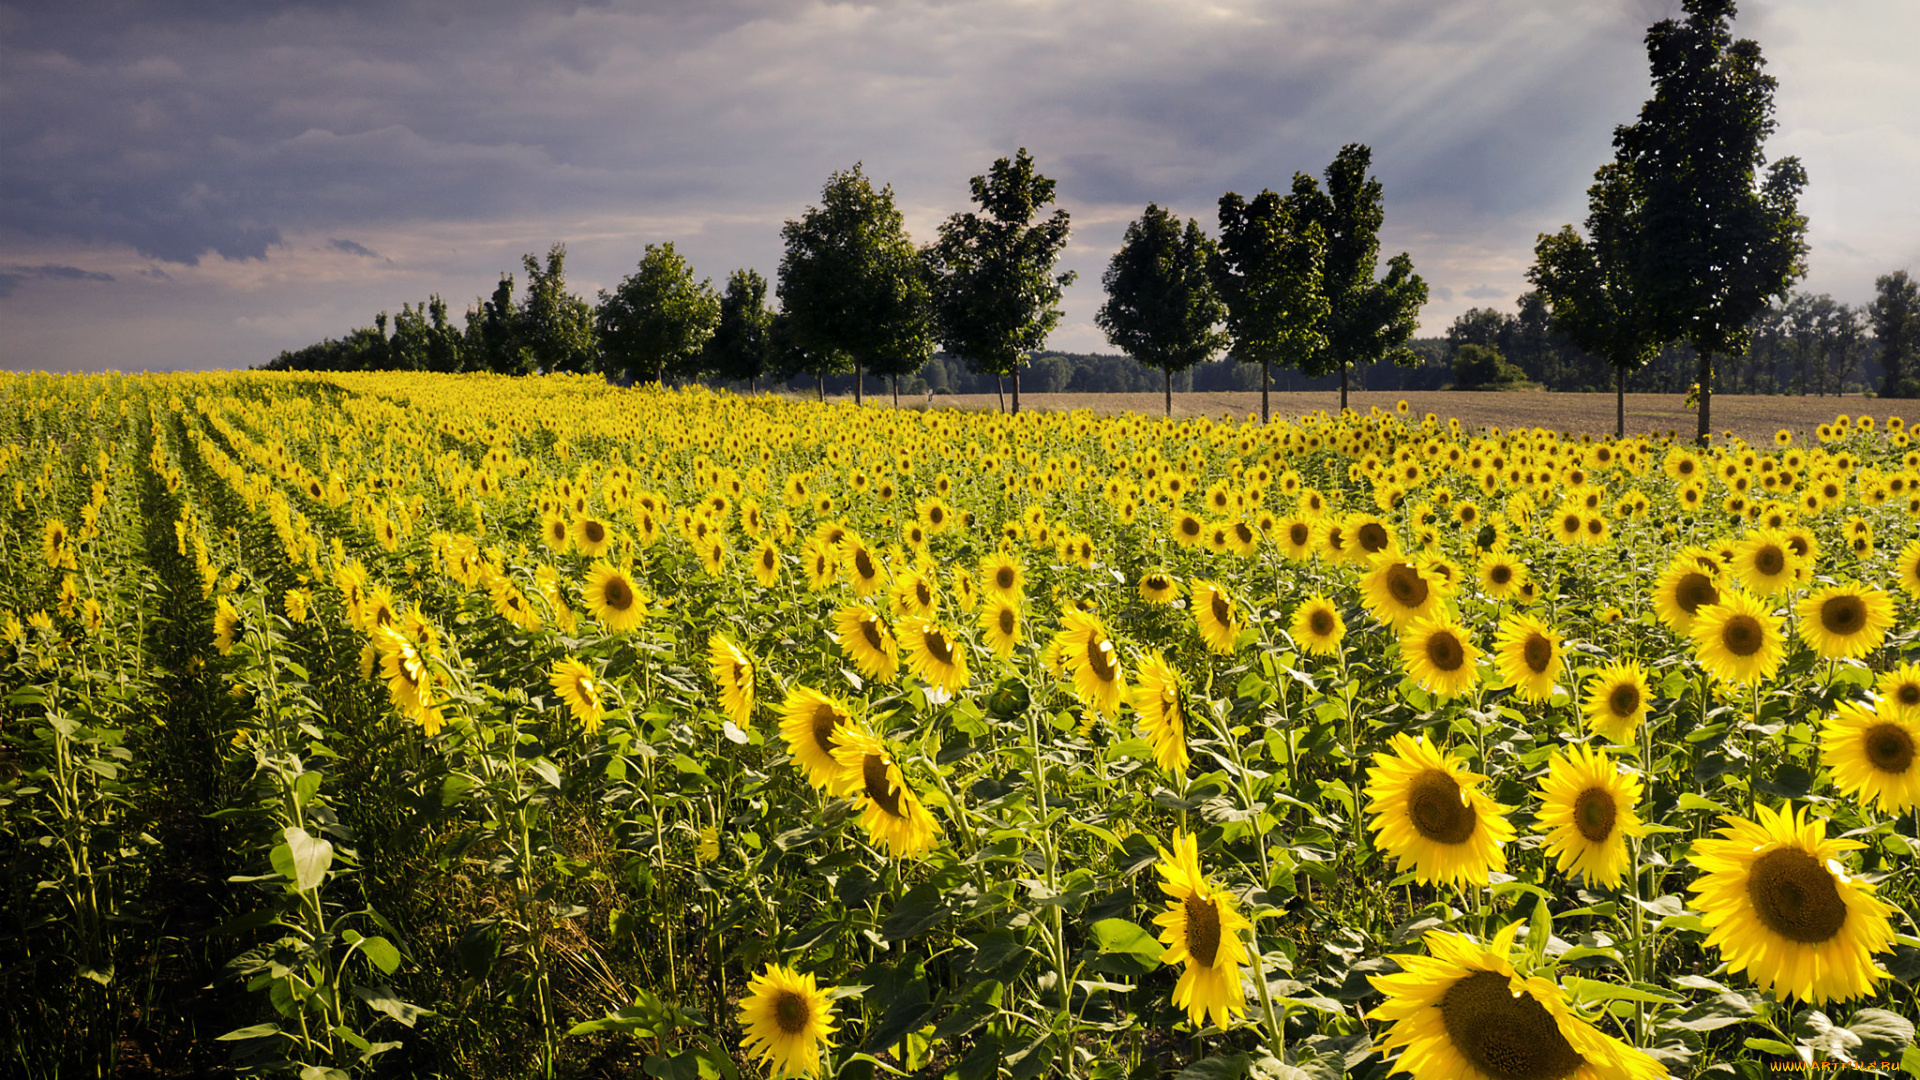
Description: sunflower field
xmin=4 ymin=371 xmax=1920 ymax=1080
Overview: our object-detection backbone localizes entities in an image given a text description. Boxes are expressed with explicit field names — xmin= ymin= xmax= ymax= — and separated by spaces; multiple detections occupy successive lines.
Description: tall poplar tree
xmin=1529 ymin=163 xmax=1663 ymax=436
xmin=1287 ymin=145 xmax=1427 ymax=412
xmin=926 ymin=148 xmax=1076 ymax=415
xmin=778 ymin=163 xmax=932 ymax=406
xmin=1210 ymin=190 xmax=1327 ymax=424
xmin=1615 ymin=0 xmax=1807 ymax=444
xmin=703 ymin=268 xmax=776 ymax=393
xmin=1096 ymin=204 xmax=1227 ymax=416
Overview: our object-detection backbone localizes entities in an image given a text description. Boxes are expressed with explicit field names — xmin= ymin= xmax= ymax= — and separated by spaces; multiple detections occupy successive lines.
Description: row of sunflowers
xmin=3 ymin=369 xmax=1918 ymax=1080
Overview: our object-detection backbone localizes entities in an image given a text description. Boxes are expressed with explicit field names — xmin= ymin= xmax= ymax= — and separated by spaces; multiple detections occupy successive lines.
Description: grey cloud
xmin=1463 ymin=284 xmax=1509 ymax=300
xmin=329 ymin=238 xmax=380 ymax=258
xmin=0 ymin=263 xmax=115 ymax=298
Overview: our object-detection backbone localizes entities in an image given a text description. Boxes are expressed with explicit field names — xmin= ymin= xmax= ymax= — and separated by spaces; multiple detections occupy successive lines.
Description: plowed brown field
xmin=874 ymin=390 xmax=1903 ymax=445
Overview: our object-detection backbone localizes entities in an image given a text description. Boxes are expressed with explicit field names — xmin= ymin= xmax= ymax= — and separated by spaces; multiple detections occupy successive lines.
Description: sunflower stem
xmin=1245 ymin=916 xmax=1286 ymax=1060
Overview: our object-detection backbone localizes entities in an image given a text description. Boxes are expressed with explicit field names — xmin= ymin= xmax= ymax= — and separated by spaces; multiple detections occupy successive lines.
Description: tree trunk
xmin=1011 ymin=367 xmax=1021 ymax=415
xmin=891 ymin=375 xmax=899 ymax=408
xmin=1261 ymin=358 xmax=1270 ymax=423
xmin=817 ymin=370 xmax=825 ymax=401
xmin=855 ymin=360 xmax=864 ymax=405
xmin=1164 ymin=366 xmax=1172 ymax=417
xmin=1695 ymin=350 xmax=1713 ymax=446
xmin=1339 ymin=365 xmax=1349 ymax=413
xmin=995 ymin=373 xmax=1005 ymax=413
xmin=749 ymin=375 xmax=757 ymax=394
xmin=1616 ymin=364 xmax=1625 ymax=439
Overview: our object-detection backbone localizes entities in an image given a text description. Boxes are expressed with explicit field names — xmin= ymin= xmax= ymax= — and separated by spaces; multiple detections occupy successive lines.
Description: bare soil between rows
xmin=833 ymin=389 xmax=1906 ymax=445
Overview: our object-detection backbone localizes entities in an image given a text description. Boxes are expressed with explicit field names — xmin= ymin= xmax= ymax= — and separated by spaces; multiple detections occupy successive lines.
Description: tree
xmin=424 ymin=295 xmax=462 ymax=373
xmin=596 ymin=242 xmax=721 ymax=385
xmin=1287 ymin=145 xmax=1428 ymax=412
xmin=517 ymin=244 xmax=599 ymax=374
xmin=1210 ymin=190 xmax=1327 ymax=423
xmin=778 ymin=163 xmax=933 ymax=406
xmin=467 ymin=274 xmax=526 ymax=375
xmin=703 ymin=269 xmax=776 ymax=392
xmin=1529 ymin=162 xmax=1664 ymax=436
xmin=926 ymin=148 xmax=1076 ymax=415
xmin=1452 ymin=344 xmax=1528 ymax=390
xmin=1615 ymin=0 xmax=1808 ymax=444
xmin=1871 ymin=270 xmax=1920 ymax=398
xmin=1096 ymin=204 xmax=1228 ymax=415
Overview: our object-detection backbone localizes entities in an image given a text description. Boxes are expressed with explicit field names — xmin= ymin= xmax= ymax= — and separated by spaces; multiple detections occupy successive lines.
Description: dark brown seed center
xmin=1426 ymin=631 xmax=1465 ymax=673
xmin=1086 ymin=638 xmax=1117 ymax=682
xmin=1309 ymin=610 xmax=1335 ymax=636
xmin=1573 ymin=787 xmax=1616 ymax=843
xmin=860 ymin=618 xmax=885 ymax=654
xmin=1358 ymin=523 xmax=1390 ymax=552
xmin=1489 ymin=565 xmax=1512 ymax=586
xmin=1897 ymin=684 xmax=1920 ymax=707
xmin=584 ymin=521 xmax=604 ymax=544
xmin=1408 ymin=768 xmax=1478 ymax=845
xmin=922 ymin=628 xmax=954 ymax=666
xmin=773 ymin=989 xmax=812 ymax=1035
xmin=1289 ymin=523 xmax=1311 ymax=545
xmin=855 ymin=550 xmax=875 ymax=579
xmin=995 ymin=567 xmax=1016 ymax=591
xmin=863 ymin=753 xmax=904 ymax=818
xmin=1676 ymin=573 xmax=1717 ymax=615
xmin=809 ymin=704 xmax=840 ymax=757
xmin=998 ymin=608 xmax=1015 ymax=636
xmin=1820 ymin=595 xmax=1865 ymax=636
xmin=1439 ymin=970 xmax=1585 ymax=1080
xmin=1387 ymin=565 xmax=1429 ymax=609
xmin=1721 ymin=615 xmax=1764 ymax=657
xmin=603 ymin=578 xmax=633 ymax=611
xmin=1210 ymin=592 xmax=1232 ymax=630
xmin=1609 ymin=682 xmax=1641 ymax=718
xmin=1746 ymin=847 xmax=1847 ymax=944
xmin=1184 ymin=893 xmax=1222 ymax=968
xmin=1522 ymin=635 xmax=1552 ymax=674
xmin=1864 ymin=723 xmax=1914 ymax=774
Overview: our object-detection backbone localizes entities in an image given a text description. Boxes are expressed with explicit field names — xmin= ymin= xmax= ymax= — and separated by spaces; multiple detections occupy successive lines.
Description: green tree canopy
xmin=1096 ymin=203 xmax=1228 ymax=415
xmin=926 ymin=148 xmax=1076 ymax=414
xmin=518 ymin=244 xmax=599 ymax=374
xmin=703 ymin=268 xmax=776 ymax=392
xmin=777 ymin=163 xmax=932 ymax=406
xmin=1529 ymin=162 xmax=1664 ymax=435
xmin=1287 ymin=144 xmax=1427 ymax=412
xmin=1871 ymin=270 xmax=1920 ymax=398
xmin=1615 ymin=0 xmax=1808 ymax=443
xmin=1210 ymin=189 xmax=1327 ymax=423
xmin=596 ymin=242 xmax=721 ymax=385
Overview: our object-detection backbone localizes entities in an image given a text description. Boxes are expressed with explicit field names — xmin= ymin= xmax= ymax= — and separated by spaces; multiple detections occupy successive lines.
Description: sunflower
xmin=584 ymin=562 xmax=646 ymax=632
xmin=1493 ymin=614 xmax=1562 ymax=703
xmin=897 ymin=617 xmax=968 ymax=696
xmin=778 ymin=686 xmax=853 ymax=789
xmin=1170 ymin=511 xmax=1205 ymax=547
xmin=696 ymin=825 xmax=721 ymax=865
xmin=1189 ymin=580 xmax=1241 ymax=654
xmin=1275 ymin=517 xmax=1318 ymax=561
xmin=548 ymin=657 xmax=605 ymax=733
xmin=1137 ymin=570 xmax=1180 ymax=605
xmin=1579 ymin=662 xmax=1650 ymax=746
xmin=1131 ymin=652 xmax=1190 ymax=774
xmin=1151 ymin=830 xmax=1251 ymax=1031
xmin=1896 ymin=539 xmax=1920 ymax=599
xmin=1688 ymin=802 xmax=1896 ymax=1005
xmin=1689 ymin=589 xmax=1785 ymax=686
xmin=1361 ymin=558 xmax=1443 ymax=631
xmin=889 ymin=566 xmax=940 ymax=620
xmin=1368 ymin=924 xmax=1667 ymax=1080
xmin=833 ymin=605 xmax=899 ymax=683
xmin=708 ymin=635 xmax=756 ymax=726
xmin=1056 ymin=609 xmax=1127 ymax=715
xmin=1535 ymin=743 xmax=1644 ymax=888
xmin=213 ymin=596 xmax=244 ymax=655
xmin=978 ymin=594 xmax=1023 ymax=659
xmin=1795 ymin=582 xmax=1894 ymax=659
xmin=829 ymin=725 xmax=941 ymax=859
xmin=1879 ymin=663 xmax=1920 ymax=721
xmin=1364 ymin=732 xmax=1512 ymax=886
xmin=801 ymin=540 xmax=838 ymax=592
xmin=1650 ymin=557 xmax=1721 ymax=634
xmin=737 ymin=963 xmax=837 ymax=1079
xmin=843 ymin=539 xmax=885 ymax=596
xmin=1820 ymin=700 xmax=1920 ymax=813
xmin=42 ymin=519 xmax=70 ymax=569
xmin=1400 ymin=615 xmax=1481 ymax=699
xmin=282 ymin=591 xmax=308 ymax=624
xmin=373 ymin=623 xmax=443 ymax=736
xmin=1732 ymin=529 xmax=1799 ymax=595
xmin=1476 ymin=549 xmax=1526 ymax=601
xmin=571 ymin=515 xmax=614 ymax=558
xmin=1290 ymin=594 xmax=1345 ymax=657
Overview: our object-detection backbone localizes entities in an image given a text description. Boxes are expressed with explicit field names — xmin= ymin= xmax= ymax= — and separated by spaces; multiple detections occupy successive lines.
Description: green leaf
xmin=270 ymin=826 xmax=332 ymax=892
xmin=1090 ymin=917 xmax=1166 ymax=967
xmin=526 ymin=757 xmax=562 ymax=789
xmin=1177 ymin=1053 xmax=1252 ymax=1080
xmin=1563 ymin=978 xmax=1681 ymax=1006
xmin=879 ymin=882 xmax=951 ymax=941
xmin=350 ymin=984 xmax=431 ymax=1028
xmin=359 ymin=935 xmax=401 ymax=975
xmin=1744 ymin=1037 xmax=1796 ymax=1056
xmin=217 ymin=1022 xmax=285 ymax=1042
xmin=862 ymin=975 xmax=934 ymax=1055
xmin=1844 ymin=1009 xmax=1916 ymax=1057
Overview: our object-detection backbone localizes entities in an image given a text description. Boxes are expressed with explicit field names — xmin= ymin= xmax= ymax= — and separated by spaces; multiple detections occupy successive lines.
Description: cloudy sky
xmin=3 ymin=0 xmax=1916 ymax=373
